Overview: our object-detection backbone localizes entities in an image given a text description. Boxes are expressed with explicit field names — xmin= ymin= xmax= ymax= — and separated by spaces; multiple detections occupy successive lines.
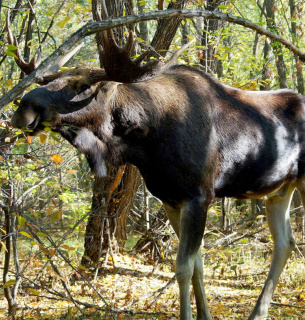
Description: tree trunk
xmin=150 ymin=0 xmax=189 ymax=56
xmin=265 ymin=0 xmax=287 ymax=88
xmin=289 ymin=0 xmax=304 ymax=94
xmin=260 ymin=39 xmax=273 ymax=90
xmin=199 ymin=0 xmax=227 ymax=76
xmin=0 ymin=124 xmax=18 ymax=319
xmin=82 ymin=0 xmax=193 ymax=266
xmin=137 ymin=0 xmax=148 ymax=42
xmin=82 ymin=164 xmax=141 ymax=265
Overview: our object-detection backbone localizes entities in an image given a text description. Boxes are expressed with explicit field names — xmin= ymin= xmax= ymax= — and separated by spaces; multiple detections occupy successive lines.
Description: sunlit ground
xmin=1 ymin=239 xmax=304 ymax=319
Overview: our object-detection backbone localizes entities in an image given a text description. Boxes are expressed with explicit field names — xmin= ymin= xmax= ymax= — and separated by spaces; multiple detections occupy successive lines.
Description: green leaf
xmin=218 ymin=5 xmax=228 ymax=9
xmin=50 ymin=132 xmax=60 ymax=142
xmin=36 ymin=232 xmax=48 ymax=238
xmin=7 ymin=44 xmax=17 ymax=51
xmin=139 ymin=0 xmax=147 ymax=6
xmin=57 ymin=16 xmax=70 ymax=28
xmin=5 ymin=50 xmax=18 ymax=59
xmin=41 ymin=121 xmax=51 ymax=127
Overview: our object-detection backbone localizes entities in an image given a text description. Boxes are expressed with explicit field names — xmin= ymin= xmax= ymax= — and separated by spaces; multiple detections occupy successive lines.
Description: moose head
xmin=9 ymin=3 xmax=305 ymax=320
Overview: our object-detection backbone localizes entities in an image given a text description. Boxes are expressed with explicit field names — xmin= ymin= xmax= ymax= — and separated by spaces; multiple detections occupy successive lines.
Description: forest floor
xmin=1 ymin=235 xmax=305 ymax=319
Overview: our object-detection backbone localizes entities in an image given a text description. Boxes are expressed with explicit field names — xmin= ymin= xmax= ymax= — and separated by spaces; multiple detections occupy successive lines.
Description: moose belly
xmin=139 ymin=165 xmax=204 ymax=205
xmin=214 ymin=145 xmax=300 ymax=199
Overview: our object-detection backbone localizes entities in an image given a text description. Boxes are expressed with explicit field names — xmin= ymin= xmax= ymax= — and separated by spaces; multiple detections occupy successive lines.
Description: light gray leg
xmin=249 ymin=184 xmax=296 ymax=320
xmin=192 ymin=251 xmax=212 ymax=319
xmin=164 ymin=199 xmax=212 ymax=320
xmin=296 ymin=179 xmax=305 ymax=234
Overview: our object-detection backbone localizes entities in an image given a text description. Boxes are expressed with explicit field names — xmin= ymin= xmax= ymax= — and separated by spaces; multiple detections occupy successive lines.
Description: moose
xmin=8 ymin=6 xmax=305 ymax=320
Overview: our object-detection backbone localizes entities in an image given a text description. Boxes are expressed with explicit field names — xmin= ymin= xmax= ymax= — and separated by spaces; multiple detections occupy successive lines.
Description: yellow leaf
xmin=3 ymin=280 xmax=15 ymax=288
xmin=0 ymin=228 xmax=6 ymax=234
xmin=0 ymin=241 xmax=8 ymax=252
xmin=27 ymin=136 xmax=32 ymax=144
xmin=40 ymin=133 xmax=47 ymax=143
xmin=18 ymin=216 xmax=26 ymax=227
xmin=51 ymin=154 xmax=62 ymax=163
xmin=77 ymin=265 xmax=89 ymax=271
xmin=28 ymin=288 xmax=39 ymax=296
xmin=19 ymin=231 xmax=33 ymax=239
xmin=256 ymin=215 xmax=265 ymax=219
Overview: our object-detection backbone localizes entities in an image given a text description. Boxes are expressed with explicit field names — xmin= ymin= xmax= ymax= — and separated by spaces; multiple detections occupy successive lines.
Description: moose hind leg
xmin=164 ymin=197 xmax=212 ymax=320
xmin=249 ymin=185 xmax=296 ymax=320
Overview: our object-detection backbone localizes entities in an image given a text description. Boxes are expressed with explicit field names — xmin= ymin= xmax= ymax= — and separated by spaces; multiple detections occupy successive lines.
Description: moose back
xmin=11 ymin=64 xmax=305 ymax=319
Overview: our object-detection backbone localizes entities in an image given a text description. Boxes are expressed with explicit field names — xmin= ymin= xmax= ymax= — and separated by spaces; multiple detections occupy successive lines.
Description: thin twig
xmin=270 ymin=301 xmax=305 ymax=309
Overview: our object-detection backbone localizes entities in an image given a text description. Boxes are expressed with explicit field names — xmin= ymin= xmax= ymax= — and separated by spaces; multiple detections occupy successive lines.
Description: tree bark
xmin=265 ymin=0 xmax=287 ymax=88
xmin=289 ymin=0 xmax=304 ymax=94
xmin=82 ymin=0 xmax=142 ymax=266
xmin=200 ymin=0 xmax=227 ymax=76
xmin=260 ymin=39 xmax=273 ymax=90
xmin=137 ymin=0 xmax=149 ymax=42
xmin=150 ymin=0 xmax=189 ymax=56
xmin=81 ymin=165 xmax=141 ymax=265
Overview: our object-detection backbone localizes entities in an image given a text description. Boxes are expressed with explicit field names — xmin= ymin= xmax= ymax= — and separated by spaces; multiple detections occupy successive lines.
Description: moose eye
xmin=79 ymin=84 xmax=90 ymax=93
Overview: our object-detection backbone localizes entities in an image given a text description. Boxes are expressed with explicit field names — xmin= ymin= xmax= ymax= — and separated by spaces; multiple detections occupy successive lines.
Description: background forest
xmin=0 ymin=0 xmax=305 ymax=319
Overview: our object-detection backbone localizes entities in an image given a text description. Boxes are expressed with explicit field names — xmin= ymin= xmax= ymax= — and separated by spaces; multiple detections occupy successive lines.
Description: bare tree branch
xmin=1 ymin=9 xmax=305 ymax=111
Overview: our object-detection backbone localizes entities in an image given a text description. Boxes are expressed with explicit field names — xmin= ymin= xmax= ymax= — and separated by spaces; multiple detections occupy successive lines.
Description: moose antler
xmin=92 ymin=0 xmax=158 ymax=82
xmin=6 ymin=10 xmax=86 ymax=84
xmin=93 ymin=0 xmax=191 ymax=83
xmin=6 ymin=10 xmax=41 ymax=75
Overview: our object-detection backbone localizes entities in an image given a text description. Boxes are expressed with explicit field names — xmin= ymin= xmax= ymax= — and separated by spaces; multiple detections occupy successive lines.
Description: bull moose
xmin=9 ymin=7 xmax=305 ymax=320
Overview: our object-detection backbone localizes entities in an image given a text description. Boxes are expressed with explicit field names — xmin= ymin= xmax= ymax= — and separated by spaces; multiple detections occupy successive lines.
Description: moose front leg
xmin=192 ymin=251 xmax=211 ymax=319
xmin=165 ymin=196 xmax=212 ymax=320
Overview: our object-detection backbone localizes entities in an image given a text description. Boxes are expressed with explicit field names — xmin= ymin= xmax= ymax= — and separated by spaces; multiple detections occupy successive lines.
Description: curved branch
xmin=1 ymin=9 xmax=305 ymax=111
